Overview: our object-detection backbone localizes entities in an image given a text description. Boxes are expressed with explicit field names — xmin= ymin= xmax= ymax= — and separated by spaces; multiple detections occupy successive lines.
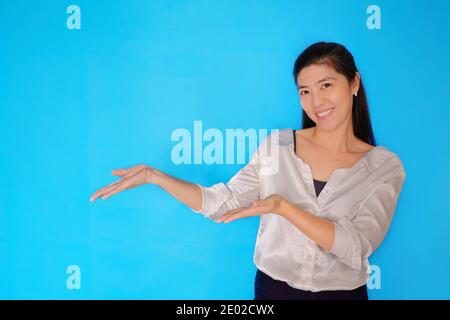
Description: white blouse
xmin=192 ymin=128 xmax=407 ymax=292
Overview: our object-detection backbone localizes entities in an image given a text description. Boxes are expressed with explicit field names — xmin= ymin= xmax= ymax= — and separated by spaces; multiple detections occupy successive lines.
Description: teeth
xmin=316 ymin=109 xmax=332 ymax=117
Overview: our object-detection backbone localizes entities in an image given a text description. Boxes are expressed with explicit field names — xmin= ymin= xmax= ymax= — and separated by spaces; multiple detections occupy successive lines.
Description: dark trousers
xmin=254 ymin=269 xmax=368 ymax=300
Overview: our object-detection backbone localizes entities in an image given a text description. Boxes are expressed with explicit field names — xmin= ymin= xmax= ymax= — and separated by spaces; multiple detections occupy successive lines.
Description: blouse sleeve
xmin=191 ymin=132 xmax=275 ymax=221
xmin=329 ymin=155 xmax=407 ymax=270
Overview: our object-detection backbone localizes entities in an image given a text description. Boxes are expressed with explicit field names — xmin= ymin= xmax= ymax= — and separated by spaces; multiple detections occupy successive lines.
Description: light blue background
xmin=1 ymin=0 xmax=449 ymax=299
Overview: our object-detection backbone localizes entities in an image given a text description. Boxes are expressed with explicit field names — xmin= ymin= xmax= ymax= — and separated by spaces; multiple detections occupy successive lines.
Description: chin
xmin=314 ymin=122 xmax=339 ymax=132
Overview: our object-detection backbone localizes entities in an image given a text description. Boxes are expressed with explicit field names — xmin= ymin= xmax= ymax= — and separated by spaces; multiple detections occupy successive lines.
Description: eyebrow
xmin=298 ymin=77 xmax=337 ymax=89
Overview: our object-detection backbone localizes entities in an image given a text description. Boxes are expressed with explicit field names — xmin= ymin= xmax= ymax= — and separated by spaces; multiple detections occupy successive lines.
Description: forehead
xmin=297 ymin=63 xmax=342 ymax=85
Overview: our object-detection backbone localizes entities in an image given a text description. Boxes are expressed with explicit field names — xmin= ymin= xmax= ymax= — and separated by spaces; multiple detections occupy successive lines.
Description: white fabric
xmin=192 ymin=128 xmax=406 ymax=291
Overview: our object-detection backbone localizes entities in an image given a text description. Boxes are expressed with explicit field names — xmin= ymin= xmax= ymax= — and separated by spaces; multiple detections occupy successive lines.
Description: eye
xmin=300 ymin=90 xmax=309 ymax=96
xmin=322 ymin=83 xmax=332 ymax=89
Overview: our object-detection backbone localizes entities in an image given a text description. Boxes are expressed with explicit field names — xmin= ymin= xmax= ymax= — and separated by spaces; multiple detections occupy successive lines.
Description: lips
xmin=315 ymin=108 xmax=334 ymax=120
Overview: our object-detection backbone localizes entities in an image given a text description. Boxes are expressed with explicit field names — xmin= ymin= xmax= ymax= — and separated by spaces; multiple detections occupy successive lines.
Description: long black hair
xmin=292 ymin=42 xmax=376 ymax=146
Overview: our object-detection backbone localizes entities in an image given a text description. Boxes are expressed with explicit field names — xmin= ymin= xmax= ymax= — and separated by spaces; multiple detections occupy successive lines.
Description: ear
xmin=352 ymin=72 xmax=361 ymax=95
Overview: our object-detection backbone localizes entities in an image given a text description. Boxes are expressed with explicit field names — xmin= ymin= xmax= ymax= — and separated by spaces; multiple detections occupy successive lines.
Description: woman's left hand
xmin=216 ymin=194 xmax=285 ymax=224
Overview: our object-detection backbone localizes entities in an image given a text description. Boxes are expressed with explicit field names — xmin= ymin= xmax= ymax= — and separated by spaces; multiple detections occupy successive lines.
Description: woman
xmin=89 ymin=42 xmax=407 ymax=300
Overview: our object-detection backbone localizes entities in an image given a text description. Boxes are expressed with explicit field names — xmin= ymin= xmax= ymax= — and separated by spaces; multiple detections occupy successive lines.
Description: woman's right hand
xmin=89 ymin=164 xmax=159 ymax=202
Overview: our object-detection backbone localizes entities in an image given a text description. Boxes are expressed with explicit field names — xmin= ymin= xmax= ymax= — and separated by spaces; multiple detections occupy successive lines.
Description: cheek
xmin=326 ymin=91 xmax=342 ymax=105
xmin=327 ymin=91 xmax=351 ymax=111
xmin=299 ymin=97 xmax=311 ymax=113
xmin=299 ymin=94 xmax=350 ymax=120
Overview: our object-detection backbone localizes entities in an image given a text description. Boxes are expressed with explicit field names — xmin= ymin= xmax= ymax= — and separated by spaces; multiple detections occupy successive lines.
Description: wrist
xmin=146 ymin=167 xmax=163 ymax=185
xmin=275 ymin=196 xmax=291 ymax=217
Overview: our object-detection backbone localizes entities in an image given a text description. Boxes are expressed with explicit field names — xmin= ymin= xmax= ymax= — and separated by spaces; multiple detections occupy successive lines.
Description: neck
xmin=311 ymin=120 xmax=357 ymax=155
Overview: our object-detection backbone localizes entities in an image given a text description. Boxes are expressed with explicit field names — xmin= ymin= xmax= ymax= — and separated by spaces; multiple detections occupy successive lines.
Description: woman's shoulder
xmin=265 ymin=127 xmax=315 ymax=145
xmin=259 ymin=128 xmax=296 ymax=147
xmin=365 ymin=145 xmax=406 ymax=176
xmin=292 ymin=127 xmax=313 ymax=138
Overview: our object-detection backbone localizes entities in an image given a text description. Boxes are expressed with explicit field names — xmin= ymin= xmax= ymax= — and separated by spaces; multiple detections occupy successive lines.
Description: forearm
xmin=150 ymin=169 xmax=203 ymax=212
xmin=277 ymin=199 xmax=335 ymax=251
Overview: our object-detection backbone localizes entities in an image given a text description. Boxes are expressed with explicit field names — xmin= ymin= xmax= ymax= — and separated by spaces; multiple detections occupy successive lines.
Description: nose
xmin=310 ymin=91 xmax=325 ymax=110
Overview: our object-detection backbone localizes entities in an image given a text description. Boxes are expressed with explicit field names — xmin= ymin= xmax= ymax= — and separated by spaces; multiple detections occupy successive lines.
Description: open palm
xmin=216 ymin=194 xmax=284 ymax=224
xmin=89 ymin=164 xmax=155 ymax=202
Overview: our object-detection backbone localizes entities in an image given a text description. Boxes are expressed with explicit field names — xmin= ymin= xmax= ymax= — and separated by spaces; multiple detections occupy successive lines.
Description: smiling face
xmin=296 ymin=63 xmax=360 ymax=132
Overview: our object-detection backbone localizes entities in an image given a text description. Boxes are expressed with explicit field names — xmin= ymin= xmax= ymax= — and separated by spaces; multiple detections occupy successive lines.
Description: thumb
xmin=112 ymin=169 xmax=128 ymax=176
xmin=252 ymin=200 xmax=262 ymax=207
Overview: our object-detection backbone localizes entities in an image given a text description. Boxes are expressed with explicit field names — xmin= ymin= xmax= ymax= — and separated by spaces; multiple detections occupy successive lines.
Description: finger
xmin=252 ymin=200 xmax=263 ymax=207
xmin=90 ymin=187 xmax=110 ymax=202
xmin=112 ymin=164 xmax=145 ymax=177
xmin=101 ymin=180 xmax=133 ymax=200
xmin=223 ymin=207 xmax=264 ymax=223
xmin=111 ymin=169 xmax=129 ymax=176
xmin=219 ymin=212 xmax=242 ymax=223
xmin=90 ymin=165 xmax=148 ymax=202
xmin=90 ymin=180 xmax=124 ymax=201
xmin=102 ymin=167 xmax=143 ymax=194
xmin=253 ymin=199 xmax=272 ymax=208
xmin=91 ymin=181 xmax=121 ymax=199
xmin=100 ymin=180 xmax=128 ymax=198
xmin=224 ymin=212 xmax=249 ymax=223
xmin=216 ymin=212 xmax=235 ymax=223
xmin=227 ymin=207 xmax=247 ymax=215
xmin=216 ymin=207 xmax=248 ymax=222
xmin=223 ymin=214 xmax=243 ymax=223
xmin=91 ymin=165 xmax=144 ymax=201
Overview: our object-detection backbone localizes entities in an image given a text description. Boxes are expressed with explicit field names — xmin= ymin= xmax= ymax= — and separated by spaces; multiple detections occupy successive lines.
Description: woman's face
xmin=296 ymin=63 xmax=360 ymax=132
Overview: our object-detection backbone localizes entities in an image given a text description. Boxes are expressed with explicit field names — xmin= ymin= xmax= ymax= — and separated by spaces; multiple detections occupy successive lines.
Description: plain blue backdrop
xmin=1 ymin=0 xmax=449 ymax=299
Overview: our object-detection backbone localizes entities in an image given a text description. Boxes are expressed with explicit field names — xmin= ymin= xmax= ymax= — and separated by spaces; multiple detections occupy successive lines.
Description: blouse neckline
xmin=291 ymin=129 xmax=381 ymax=174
